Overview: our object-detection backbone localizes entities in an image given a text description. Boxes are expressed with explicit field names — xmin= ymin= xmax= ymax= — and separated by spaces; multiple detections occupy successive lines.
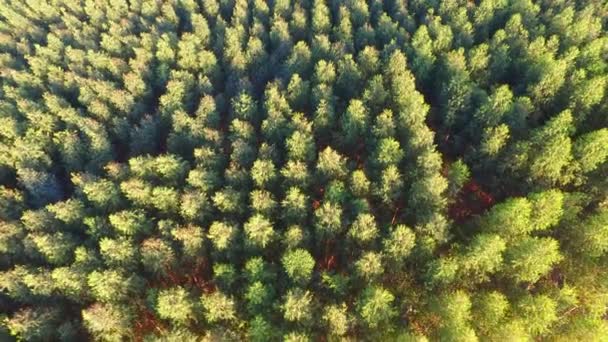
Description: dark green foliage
xmin=1 ymin=1 xmax=607 ymax=340
xmin=17 ymin=169 xmax=62 ymax=207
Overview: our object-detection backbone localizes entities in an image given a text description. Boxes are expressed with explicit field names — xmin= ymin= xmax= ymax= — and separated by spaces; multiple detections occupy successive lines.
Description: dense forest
xmin=0 ymin=0 xmax=607 ymax=340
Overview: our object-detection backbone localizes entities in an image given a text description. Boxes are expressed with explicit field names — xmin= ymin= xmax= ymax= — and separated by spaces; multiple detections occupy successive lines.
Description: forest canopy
xmin=0 ymin=0 xmax=608 ymax=340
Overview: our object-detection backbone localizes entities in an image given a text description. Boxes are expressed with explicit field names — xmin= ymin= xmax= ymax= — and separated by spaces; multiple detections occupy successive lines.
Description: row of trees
xmin=0 ymin=0 xmax=607 ymax=340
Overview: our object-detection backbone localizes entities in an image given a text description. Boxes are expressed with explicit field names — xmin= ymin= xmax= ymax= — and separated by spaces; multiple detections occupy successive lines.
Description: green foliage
xmin=245 ymin=281 xmax=274 ymax=313
xmin=356 ymin=251 xmax=384 ymax=280
xmin=460 ymin=233 xmax=506 ymax=282
xmin=350 ymin=170 xmax=371 ymax=197
xmin=472 ymin=291 xmax=509 ymax=335
xmin=108 ymin=210 xmax=151 ymax=236
xmin=283 ymin=225 xmax=307 ymax=250
xmin=251 ymin=159 xmax=276 ymax=188
xmin=73 ymin=175 xmax=121 ymax=211
xmin=282 ymin=248 xmax=315 ymax=284
xmin=248 ymin=316 xmax=277 ymax=341
xmin=432 ymin=291 xmax=477 ymax=341
xmin=214 ymin=263 xmax=237 ymax=290
xmin=88 ymin=269 xmax=140 ymax=303
xmin=99 ymin=237 xmax=137 ymax=269
xmin=171 ymin=224 xmax=204 ymax=258
xmin=140 ymin=238 xmax=176 ymax=276
xmin=480 ymin=197 xmax=532 ymax=238
xmin=282 ymin=187 xmax=308 ymax=222
xmin=51 ymin=266 xmax=88 ymax=300
xmin=377 ymin=165 xmax=404 ymax=206
xmin=286 ymin=131 xmax=315 ymax=163
xmin=349 ymin=213 xmax=379 ymax=244
xmin=317 ymin=147 xmax=347 ymax=180
xmin=528 ymin=190 xmax=564 ymax=231
xmin=480 ymin=124 xmax=510 ymax=157
xmin=244 ymin=214 xmax=275 ymax=249
xmin=314 ymin=201 xmax=343 ymax=238
xmin=375 ymin=137 xmax=404 ymax=167
xmin=342 ymin=99 xmax=369 ymax=146
xmin=5 ymin=308 xmax=60 ymax=341
xmin=505 ymin=237 xmax=563 ymax=283
xmin=283 ymin=289 xmax=313 ymax=323
xmin=156 ymin=287 xmax=196 ymax=326
xmin=244 ymin=257 xmax=274 ymax=283
xmin=573 ymin=128 xmax=608 ymax=173
xmin=30 ymin=232 xmax=76 ymax=265
xmin=208 ymin=221 xmax=236 ymax=252
xmin=573 ymin=209 xmax=608 ymax=258
xmin=383 ymin=225 xmax=416 ymax=262
xmin=201 ymin=291 xmax=236 ymax=324
xmin=323 ymin=303 xmax=350 ymax=336
xmin=250 ymin=190 xmax=277 ymax=216
xmin=357 ymin=286 xmax=396 ymax=330
xmin=212 ymin=187 xmax=244 ymax=215
xmin=447 ymin=160 xmax=470 ymax=198
xmin=1 ymin=1 xmax=607 ymax=340
xmin=516 ymin=294 xmax=558 ymax=336
xmin=46 ymin=199 xmax=84 ymax=226
xmin=427 ymin=256 xmax=460 ymax=286
xmin=82 ymin=304 xmax=133 ymax=342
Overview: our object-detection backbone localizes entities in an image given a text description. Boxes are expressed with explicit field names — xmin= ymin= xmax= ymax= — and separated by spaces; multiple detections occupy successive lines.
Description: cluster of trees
xmin=0 ymin=0 xmax=607 ymax=340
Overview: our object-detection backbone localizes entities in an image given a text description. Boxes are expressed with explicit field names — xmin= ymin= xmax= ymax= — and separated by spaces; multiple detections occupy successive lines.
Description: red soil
xmin=448 ymin=180 xmax=494 ymax=223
